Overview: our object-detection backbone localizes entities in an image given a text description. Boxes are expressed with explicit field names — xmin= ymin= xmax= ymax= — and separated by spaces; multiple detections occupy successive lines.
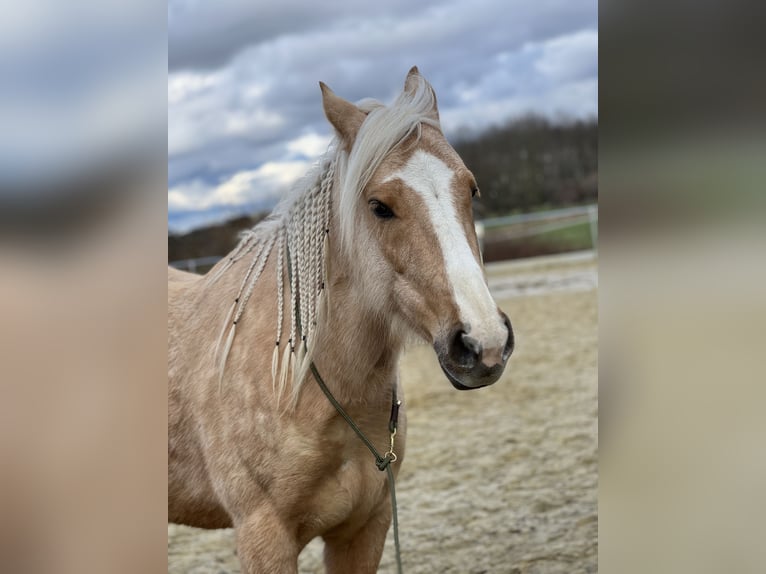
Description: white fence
xmin=477 ymin=204 xmax=597 ymax=245
xmin=170 ymin=204 xmax=598 ymax=273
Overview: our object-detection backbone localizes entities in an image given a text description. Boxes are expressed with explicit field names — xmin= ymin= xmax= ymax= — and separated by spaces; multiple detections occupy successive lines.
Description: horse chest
xmin=296 ymin=451 xmax=388 ymax=540
xmin=273 ymin=420 xmax=392 ymax=539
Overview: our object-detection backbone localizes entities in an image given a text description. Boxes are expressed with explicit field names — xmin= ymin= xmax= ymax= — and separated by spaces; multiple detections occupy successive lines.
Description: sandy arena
xmin=168 ymin=252 xmax=598 ymax=573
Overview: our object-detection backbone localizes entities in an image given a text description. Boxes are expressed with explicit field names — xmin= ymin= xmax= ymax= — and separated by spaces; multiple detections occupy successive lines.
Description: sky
xmin=168 ymin=0 xmax=598 ymax=232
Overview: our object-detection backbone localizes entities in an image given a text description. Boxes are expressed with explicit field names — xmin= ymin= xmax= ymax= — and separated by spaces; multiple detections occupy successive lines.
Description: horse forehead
xmin=383 ymin=149 xmax=458 ymax=197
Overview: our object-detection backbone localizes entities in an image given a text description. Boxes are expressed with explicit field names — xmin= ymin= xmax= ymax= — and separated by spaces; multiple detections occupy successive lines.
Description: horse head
xmin=321 ymin=67 xmax=514 ymax=390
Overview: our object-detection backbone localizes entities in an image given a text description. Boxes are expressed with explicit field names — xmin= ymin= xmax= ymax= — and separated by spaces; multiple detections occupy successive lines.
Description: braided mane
xmin=211 ymin=75 xmax=441 ymax=402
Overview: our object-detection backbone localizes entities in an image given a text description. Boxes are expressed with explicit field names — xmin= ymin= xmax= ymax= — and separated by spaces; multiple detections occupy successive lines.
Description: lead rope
xmin=285 ymin=238 xmax=403 ymax=573
xmin=309 ymin=362 xmax=403 ymax=574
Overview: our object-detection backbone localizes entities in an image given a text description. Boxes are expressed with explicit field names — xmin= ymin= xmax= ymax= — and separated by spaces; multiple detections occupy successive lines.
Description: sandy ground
xmin=169 ymin=252 xmax=598 ymax=573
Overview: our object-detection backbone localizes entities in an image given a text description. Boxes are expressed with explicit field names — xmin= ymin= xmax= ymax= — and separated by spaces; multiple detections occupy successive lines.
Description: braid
xmin=272 ymin=226 xmax=286 ymax=389
xmin=217 ymin=234 xmax=273 ymax=393
xmin=318 ymin=159 xmax=334 ymax=281
xmin=214 ymin=237 xmax=263 ymax=358
xmin=297 ymin=200 xmax=310 ymax=346
xmin=320 ymin=160 xmax=334 ymax=319
xmin=216 ymin=150 xmax=338 ymax=402
xmin=234 ymin=238 xmax=265 ymax=301
xmin=231 ymin=230 xmax=254 ymax=257
xmin=309 ymin=181 xmax=327 ymax=340
xmin=233 ymin=233 xmax=276 ymax=325
xmin=307 ymin=190 xmax=320 ymax=341
xmin=230 ymin=231 xmax=259 ymax=264
xmin=275 ymin=227 xmax=285 ymax=345
xmin=209 ymin=230 xmax=257 ymax=284
xmin=287 ymin=210 xmax=299 ymax=353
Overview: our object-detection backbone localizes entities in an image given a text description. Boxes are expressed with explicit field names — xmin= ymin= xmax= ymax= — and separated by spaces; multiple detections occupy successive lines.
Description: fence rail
xmin=170 ymin=204 xmax=598 ymax=273
xmin=476 ymin=204 xmax=597 ymax=250
xmin=482 ymin=204 xmax=596 ymax=229
xmin=169 ymin=255 xmax=222 ymax=273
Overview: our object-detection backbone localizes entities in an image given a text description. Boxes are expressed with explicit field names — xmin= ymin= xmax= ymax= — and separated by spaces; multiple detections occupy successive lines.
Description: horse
xmin=168 ymin=67 xmax=514 ymax=573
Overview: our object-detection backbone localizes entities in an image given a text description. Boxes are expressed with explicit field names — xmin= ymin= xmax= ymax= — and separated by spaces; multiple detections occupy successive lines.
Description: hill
xmin=453 ymin=114 xmax=597 ymax=218
xmin=168 ymin=116 xmax=598 ymax=264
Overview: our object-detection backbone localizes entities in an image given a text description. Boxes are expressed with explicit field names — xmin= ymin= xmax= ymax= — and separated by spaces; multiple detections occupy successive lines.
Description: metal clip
xmin=384 ymin=428 xmax=398 ymax=463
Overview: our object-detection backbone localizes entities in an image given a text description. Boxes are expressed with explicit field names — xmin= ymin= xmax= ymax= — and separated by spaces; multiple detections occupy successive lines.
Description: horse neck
xmin=308 ymin=216 xmax=402 ymax=408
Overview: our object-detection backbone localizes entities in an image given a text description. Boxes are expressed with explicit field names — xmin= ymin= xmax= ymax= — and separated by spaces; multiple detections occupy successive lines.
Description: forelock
xmin=336 ymin=75 xmax=442 ymax=256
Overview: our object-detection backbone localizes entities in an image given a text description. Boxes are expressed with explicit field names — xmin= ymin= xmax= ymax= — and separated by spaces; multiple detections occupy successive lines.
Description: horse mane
xmin=211 ymin=74 xmax=441 ymax=404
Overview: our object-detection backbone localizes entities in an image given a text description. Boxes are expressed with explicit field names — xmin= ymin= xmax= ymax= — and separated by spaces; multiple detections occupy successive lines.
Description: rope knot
xmin=376 ymin=456 xmax=393 ymax=471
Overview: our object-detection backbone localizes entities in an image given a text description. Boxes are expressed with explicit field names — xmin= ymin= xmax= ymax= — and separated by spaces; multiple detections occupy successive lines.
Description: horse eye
xmin=471 ymin=186 xmax=479 ymax=198
xmin=369 ymin=199 xmax=395 ymax=219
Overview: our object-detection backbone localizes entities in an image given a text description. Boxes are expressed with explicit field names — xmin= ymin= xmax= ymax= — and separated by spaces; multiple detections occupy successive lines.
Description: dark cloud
xmin=169 ymin=0 xmax=444 ymax=71
xmin=168 ymin=0 xmax=598 ymax=230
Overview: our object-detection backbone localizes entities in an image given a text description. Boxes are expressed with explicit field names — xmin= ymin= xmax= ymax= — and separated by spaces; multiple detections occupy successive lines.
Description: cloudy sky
xmin=168 ymin=0 xmax=598 ymax=232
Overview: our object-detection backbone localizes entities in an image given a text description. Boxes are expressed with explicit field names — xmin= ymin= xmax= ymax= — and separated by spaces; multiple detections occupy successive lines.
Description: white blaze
xmin=385 ymin=150 xmax=505 ymax=349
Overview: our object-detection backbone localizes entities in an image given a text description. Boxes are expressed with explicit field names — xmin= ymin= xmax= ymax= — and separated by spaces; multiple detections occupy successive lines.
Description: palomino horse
xmin=168 ymin=67 xmax=514 ymax=573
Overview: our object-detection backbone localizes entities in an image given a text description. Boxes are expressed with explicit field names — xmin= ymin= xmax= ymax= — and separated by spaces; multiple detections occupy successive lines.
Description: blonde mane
xmin=212 ymin=75 xmax=442 ymax=402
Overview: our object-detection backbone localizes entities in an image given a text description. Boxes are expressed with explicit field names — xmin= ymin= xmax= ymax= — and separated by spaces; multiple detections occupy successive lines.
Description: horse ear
xmin=319 ymin=82 xmax=366 ymax=148
xmin=404 ymin=66 xmax=440 ymax=122
xmin=405 ymin=65 xmax=421 ymax=83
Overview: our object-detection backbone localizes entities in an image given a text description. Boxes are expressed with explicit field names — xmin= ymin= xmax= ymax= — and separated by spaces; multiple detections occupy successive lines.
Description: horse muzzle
xmin=434 ymin=312 xmax=514 ymax=390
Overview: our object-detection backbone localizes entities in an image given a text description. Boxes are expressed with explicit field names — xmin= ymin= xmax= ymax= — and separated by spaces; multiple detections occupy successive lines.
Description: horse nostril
xmin=448 ymin=329 xmax=482 ymax=368
xmin=460 ymin=332 xmax=482 ymax=358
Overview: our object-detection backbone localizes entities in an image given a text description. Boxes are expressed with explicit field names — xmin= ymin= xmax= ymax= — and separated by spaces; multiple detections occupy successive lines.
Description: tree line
xmin=169 ymin=115 xmax=598 ymax=262
xmin=453 ymin=114 xmax=598 ymax=219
